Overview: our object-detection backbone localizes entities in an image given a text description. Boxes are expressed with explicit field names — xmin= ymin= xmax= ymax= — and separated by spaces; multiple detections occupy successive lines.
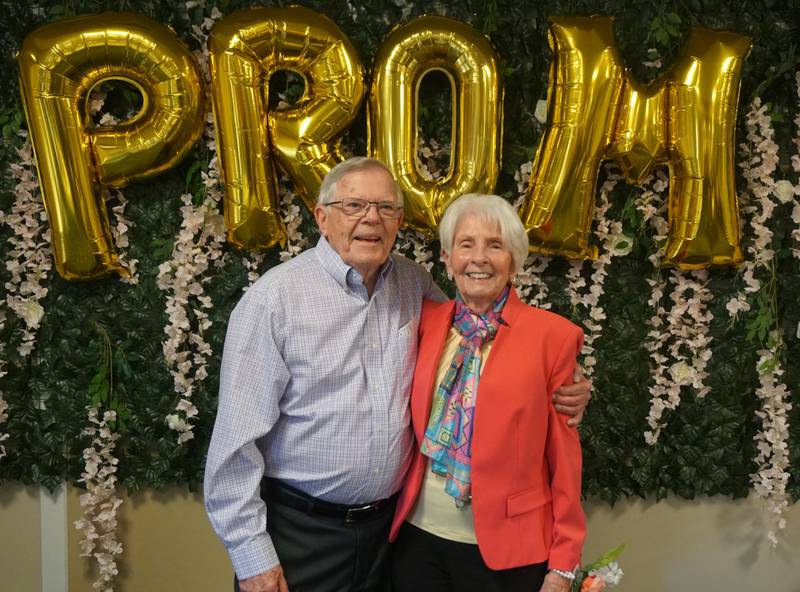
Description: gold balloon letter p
xmin=522 ymin=17 xmax=751 ymax=268
xmin=17 ymin=13 xmax=204 ymax=279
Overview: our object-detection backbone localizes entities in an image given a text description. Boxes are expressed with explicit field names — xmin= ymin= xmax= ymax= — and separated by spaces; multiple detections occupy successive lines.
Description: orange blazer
xmin=390 ymin=289 xmax=586 ymax=571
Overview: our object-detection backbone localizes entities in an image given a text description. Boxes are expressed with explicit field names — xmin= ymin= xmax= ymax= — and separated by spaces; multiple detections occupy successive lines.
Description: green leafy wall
xmin=0 ymin=0 xmax=798 ymax=505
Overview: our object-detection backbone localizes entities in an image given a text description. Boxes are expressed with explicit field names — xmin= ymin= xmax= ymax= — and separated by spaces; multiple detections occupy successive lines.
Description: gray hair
xmin=318 ymin=157 xmax=404 ymax=206
xmin=439 ymin=194 xmax=529 ymax=274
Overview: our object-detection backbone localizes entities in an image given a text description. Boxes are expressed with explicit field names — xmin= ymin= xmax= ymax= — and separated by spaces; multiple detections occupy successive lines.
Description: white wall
xmin=583 ymin=496 xmax=800 ymax=591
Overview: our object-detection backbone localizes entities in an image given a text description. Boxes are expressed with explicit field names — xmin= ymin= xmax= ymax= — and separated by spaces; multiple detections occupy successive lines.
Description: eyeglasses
xmin=323 ymin=198 xmax=404 ymax=219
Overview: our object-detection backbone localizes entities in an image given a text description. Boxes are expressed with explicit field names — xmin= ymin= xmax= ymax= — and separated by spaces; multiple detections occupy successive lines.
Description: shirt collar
xmin=315 ymin=236 xmax=395 ymax=293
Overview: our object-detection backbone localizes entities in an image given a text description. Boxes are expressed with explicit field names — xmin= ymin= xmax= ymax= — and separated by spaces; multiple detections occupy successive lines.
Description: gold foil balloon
xmin=369 ymin=16 xmax=503 ymax=233
xmin=17 ymin=13 xmax=204 ymax=280
xmin=520 ymin=16 xmax=623 ymax=260
xmin=659 ymin=28 xmax=751 ymax=267
xmin=209 ymin=6 xmax=365 ymax=250
xmin=521 ymin=17 xmax=751 ymax=268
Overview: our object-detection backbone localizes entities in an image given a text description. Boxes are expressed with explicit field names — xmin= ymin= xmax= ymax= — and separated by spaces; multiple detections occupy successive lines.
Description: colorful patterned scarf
xmin=420 ymin=285 xmax=510 ymax=507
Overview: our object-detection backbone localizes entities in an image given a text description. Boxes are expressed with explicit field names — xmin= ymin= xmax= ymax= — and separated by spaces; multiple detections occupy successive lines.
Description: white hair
xmin=317 ymin=157 xmax=403 ymax=206
xmin=438 ymin=194 xmax=529 ymax=274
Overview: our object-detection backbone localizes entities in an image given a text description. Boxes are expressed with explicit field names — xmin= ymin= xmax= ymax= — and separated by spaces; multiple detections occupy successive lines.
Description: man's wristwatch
xmin=550 ymin=568 xmax=576 ymax=581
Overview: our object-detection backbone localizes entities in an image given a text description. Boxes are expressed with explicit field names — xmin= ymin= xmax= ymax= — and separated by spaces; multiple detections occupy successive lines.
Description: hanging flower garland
xmin=157 ymin=181 xmax=225 ymax=443
xmin=88 ymin=94 xmax=140 ymax=284
xmin=4 ymin=136 xmax=52 ymax=357
xmin=726 ymin=98 xmax=779 ymax=318
xmin=635 ymin=170 xmax=714 ymax=445
xmin=751 ymin=337 xmax=792 ymax=546
xmin=636 ymin=48 xmax=713 ymax=444
xmin=791 ymin=71 xmax=800 ymax=260
xmin=277 ymin=179 xmax=310 ymax=263
xmin=242 ymin=176 xmax=313 ymax=291
xmin=74 ymin=325 xmax=125 ymax=592
xmin=158 ymin=4 xmax=226 ymax=444
xmin=645 ymin=268 xmax=714 ymax=445
xmin=513 ymin=160 xmax=553 ymax=309
xmin=0 ymin=314 xmax=8 ymax=457
xmin=731 ymin=97 xmax=793 ymax=546
xmin=74 ymin=406 xmax=123 ymax=592
xmin=564 ymin=165 xmax=630 ymax=378
xmin=106 ymin=187 xmax=139 ymax=285
xmin=635 ymin=171 xmax=670 ymax=416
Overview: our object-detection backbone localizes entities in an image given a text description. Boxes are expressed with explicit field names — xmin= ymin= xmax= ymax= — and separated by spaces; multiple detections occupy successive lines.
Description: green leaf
xmin=185 ymin=160 xmax=203 ymax=193
xmin=150 ymin=238 xmax=175 ymax=262
xmin=583 ymin=543 xmax=626 ymax=571
xmin=113 ymin=350 xmax=133 ymax=381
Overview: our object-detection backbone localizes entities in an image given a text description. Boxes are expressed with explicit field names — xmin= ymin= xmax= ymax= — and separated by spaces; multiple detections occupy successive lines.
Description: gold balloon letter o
xmin=209 ymin=6 xmax=365 ymax=251
xmin=369 ymin=16 xmax=503 ymax=233
xmin=17 ymin=12 xmax=205 ymax=280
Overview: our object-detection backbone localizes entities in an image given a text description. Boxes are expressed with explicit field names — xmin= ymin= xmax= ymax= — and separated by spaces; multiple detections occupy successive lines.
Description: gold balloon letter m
xmin=521 ymin=16 xmax=752 ymax=268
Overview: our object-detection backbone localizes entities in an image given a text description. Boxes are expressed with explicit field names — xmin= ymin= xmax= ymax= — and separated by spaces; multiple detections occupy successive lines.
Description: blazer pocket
xmin=506 ymin=485 xmax=552 ymax=517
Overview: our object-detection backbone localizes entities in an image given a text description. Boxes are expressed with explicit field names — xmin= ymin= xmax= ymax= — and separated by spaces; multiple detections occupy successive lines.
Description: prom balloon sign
xmin=16 ymin=8 xmax=752 ymax=280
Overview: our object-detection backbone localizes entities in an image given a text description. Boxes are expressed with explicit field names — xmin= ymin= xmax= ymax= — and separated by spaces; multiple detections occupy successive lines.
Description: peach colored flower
xmin=581 ymin=575 xmax=607 ymax=592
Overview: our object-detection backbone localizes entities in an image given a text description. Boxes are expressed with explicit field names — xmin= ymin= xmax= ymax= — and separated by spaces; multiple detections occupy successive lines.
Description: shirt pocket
xmin=388 ymin=318 xmax=419 ymax=389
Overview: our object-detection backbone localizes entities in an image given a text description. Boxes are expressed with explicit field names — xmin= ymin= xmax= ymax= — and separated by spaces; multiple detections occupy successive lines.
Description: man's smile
xmin=353 ymin=235 xmax=383 ymax=244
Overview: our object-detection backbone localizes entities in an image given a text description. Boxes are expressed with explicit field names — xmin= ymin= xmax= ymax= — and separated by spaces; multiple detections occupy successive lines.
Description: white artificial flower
xmin=534 ymin=99 xmax=548 ymax=124
xmin=725 ymin=295 xmax=750 ymax=317
xmin=14 ymin=300 xmax=45 ymax=328
xmin=206 ymin=213 xmax=226 ymax=239
xmin=98 ymin=112 xmax=119 ymax=126
xmin=592 ymin=562 xmax=624 ymax=586
xmin=609 ymin=232 xmax=634 ymax=257
xmin=165 ymin=414 xmax=188 ymax=432
xmin=773 ymin=180 xmax=796 ymax=204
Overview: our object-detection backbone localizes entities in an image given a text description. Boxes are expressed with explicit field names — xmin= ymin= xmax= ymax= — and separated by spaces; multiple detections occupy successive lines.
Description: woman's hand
xmin=540 ymin=571 xmax=572 ymax=592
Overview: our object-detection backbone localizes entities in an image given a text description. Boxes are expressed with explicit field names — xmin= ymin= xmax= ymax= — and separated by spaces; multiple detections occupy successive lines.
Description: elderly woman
xmin=389 ymin=194 xmax=585 ymax=592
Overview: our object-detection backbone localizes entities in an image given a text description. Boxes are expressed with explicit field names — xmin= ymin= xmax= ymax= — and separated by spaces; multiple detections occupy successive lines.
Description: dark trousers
xmin=391 ymin=522 xmax=547 ymax=592
xmin=234 ymin=483 xmax=395 ymax=592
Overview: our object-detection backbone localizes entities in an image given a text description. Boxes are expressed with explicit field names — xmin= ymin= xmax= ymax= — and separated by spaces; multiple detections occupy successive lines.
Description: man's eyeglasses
xmin=323 ymin=198 xmax=404 ymax=219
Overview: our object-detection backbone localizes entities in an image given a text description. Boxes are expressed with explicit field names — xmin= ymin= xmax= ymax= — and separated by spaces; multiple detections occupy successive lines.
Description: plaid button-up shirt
xmin=204 ymin=237 xmax=445 ymax=579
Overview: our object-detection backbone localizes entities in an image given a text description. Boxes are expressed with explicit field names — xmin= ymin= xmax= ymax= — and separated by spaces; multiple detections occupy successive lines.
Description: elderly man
xmin=204 ymin=157 xmax=591 ymax=592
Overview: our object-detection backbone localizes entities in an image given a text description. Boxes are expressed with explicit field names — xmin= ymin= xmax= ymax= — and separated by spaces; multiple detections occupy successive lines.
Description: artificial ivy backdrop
xmin=0 ymin=0 xmax=798 ymax=510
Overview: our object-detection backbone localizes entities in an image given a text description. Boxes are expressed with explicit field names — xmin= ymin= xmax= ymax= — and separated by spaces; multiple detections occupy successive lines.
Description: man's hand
xmin=238 ymin=566 xmax=289 ymax=592
xmin=553 ymin=366 xmax=592 ymax=427
xmin=540 ymin=571 xmax=572 ymax=592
